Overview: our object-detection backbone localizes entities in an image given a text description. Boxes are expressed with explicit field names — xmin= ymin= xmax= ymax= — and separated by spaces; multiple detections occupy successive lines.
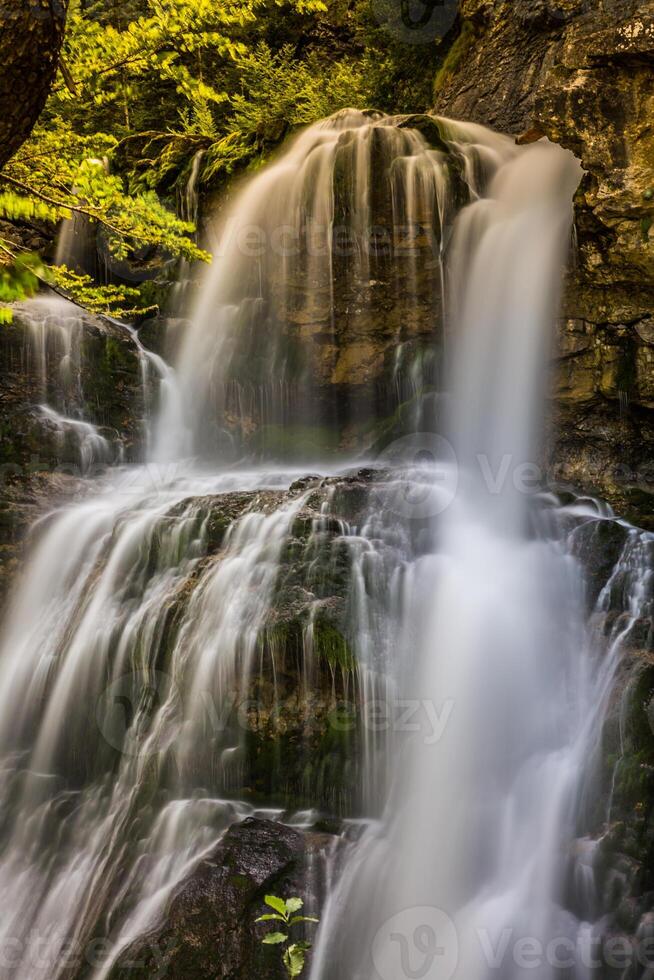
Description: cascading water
xmin=155 ymin=110 xmax=462 ymax=462
xmin=0 ymin=109 xmax=649 ymax=980
xmin=17 ymin=296 xmax=119 ymax=472
xmin=309 ymin=136 xmax=592 ymax=980
xmin=169 ymin=148 xmax=206 ymax=313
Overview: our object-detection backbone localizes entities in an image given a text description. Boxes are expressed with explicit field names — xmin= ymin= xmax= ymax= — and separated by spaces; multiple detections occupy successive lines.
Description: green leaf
xmin=284 ymin=944 xmax=306 ymax=977
xmin=262 ymin=932 xmax=288 ymax=945
xmin=264 ymin=895 xmax=288 ymax=916
xmin=290 ymin=916 xmax=319 ymax=926
xmin=285 ymin=897 xmax=303 ymax=914
xmin=255 ymin=914 xmax=285 ymax=922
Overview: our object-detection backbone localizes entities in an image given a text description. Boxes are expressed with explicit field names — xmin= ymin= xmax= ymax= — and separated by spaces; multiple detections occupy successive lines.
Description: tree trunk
xmin=0 ymin=0 xmax=68 ymax=170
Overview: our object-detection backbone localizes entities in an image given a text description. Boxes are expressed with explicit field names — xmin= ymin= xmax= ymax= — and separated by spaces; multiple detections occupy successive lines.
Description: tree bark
xmin=0 ymin=0 xmax=68 ymax=170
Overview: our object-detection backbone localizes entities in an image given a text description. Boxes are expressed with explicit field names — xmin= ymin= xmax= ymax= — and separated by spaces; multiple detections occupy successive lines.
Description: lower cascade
xmin=0 ymin=110 xmax=652 ymax=980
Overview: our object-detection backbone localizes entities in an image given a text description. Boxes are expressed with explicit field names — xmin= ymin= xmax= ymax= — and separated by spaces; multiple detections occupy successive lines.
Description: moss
xmin=602 ymin=665 xmax=654 ymax=881
xmin=434 ymin=21 xmax=478 ymax=96
xmin=243 ymin=717 xmax=361 ymax=815
xmin=228 ymin=873 xmax=251 ymax=892
xmin=251 ymin=424 xmax=339 ymax=462
xmin=366 ymin=388 xmax=438 ymax=454
xmin=79 ymin=327 xmax=143 ymax=453
xmin=103 ymin=335 xmax=134 ymax=371
xmin=312 ymin=616 xmax=355 ymax=672
xmin=263 ymin=618 xmax=305 ymax=661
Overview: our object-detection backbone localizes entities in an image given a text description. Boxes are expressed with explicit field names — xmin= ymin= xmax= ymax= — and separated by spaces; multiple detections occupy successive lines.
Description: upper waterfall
xmin=447 ymin=138 xmax=583 ymax=532
xmin=154 ymin=110 xmax=511 ymax=464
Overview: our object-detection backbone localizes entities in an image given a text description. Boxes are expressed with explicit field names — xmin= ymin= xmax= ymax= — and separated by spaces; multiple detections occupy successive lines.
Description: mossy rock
xmin=396 ymin=113 xmax=450 ymax=154
xmin=312 ymin=615 xmax=355 ymax=671
xmin=251 ymin=424 xmax=340 ymax=462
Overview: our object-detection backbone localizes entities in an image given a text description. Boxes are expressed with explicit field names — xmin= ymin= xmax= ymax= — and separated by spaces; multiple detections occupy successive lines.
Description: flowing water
xmin=0 ymin=111 xmax=650 ymax=979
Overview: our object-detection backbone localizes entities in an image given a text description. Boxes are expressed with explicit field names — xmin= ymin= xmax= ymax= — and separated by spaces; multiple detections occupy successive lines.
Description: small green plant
xmin=256 ymin=894 xmax=319 ymax=978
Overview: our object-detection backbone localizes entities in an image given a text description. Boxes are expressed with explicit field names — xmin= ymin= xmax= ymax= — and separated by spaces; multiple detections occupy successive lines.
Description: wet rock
xmin=0 ymin=299 xmax=146 ymax=603
xmin=395 ymin=113 xmax=450 ymax=152
xmin=133 ymin=478 xmax=368 ymax=813
xmin=108 ymin=817 xmax=329 ymax=980
xmin=593 ymin=656 xmax=654 ymax=935
xmin=1 ymin=300 xmax=145 ymax=465
xmin=569 ymin=518 xmax=630 ymax=609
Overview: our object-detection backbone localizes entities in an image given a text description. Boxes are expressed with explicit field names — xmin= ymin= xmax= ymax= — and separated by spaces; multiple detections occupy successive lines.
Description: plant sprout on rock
xmin=257 ymin=894 xmax=319 ymax=978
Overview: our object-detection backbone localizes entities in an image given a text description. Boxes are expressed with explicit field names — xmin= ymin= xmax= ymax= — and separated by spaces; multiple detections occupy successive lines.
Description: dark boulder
xmin=108 ymin=818 xmax=328 ymax=980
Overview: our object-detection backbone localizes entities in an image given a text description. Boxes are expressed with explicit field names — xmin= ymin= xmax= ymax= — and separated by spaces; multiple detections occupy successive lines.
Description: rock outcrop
xmin=108 ymin=817 xmax=333 ymax=980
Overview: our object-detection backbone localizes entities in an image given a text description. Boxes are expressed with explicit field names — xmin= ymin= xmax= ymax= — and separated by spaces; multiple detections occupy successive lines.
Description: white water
xmin=37 ymin=404 xmax=113 ymax=472
xmin=17 ymin=296 xmax=119 ymax=470
xmin=156 ymin=110 xmax=460 ymax=462
xmin=0 ymin=111 xmax=649 ymax=980
xmin=309 ymin=132 xmax=628 ymax=980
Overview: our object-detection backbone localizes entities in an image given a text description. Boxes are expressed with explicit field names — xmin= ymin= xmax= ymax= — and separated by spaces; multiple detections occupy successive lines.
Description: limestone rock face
xmin=434 ymin=0 xmax=654 ymax=523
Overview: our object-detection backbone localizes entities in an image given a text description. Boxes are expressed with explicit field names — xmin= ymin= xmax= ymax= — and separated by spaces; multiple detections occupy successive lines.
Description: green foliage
xmin=0 ymin=253 xmax=44 ymax=323
xmin=49 ymin=266 xmax=157 ymax=317
xmin=433 ymin=20 xmax=477 ymax=95
xmin=0 ymin=191 xmax=61 ymax=225
xmin=256 ymin=894 xmax=319 ymax=978
xmin=0 ymin=0 xmax=445 ymax=320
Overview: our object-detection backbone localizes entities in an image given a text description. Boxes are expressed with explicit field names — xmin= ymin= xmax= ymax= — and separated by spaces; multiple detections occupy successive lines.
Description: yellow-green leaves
xmin=256 ymin=895 xmax=319 ymax=978
xmin=48 ymin=265 xmax=156 ymax=318
xmin=0 ymin=192 xmax=61 ymax=224
xmin=0 ymin=253 xmax=44 ymax=323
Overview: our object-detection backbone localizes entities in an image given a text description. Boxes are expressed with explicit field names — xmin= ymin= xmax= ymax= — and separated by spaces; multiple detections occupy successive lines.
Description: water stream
xmin=0 ymin=111 xmax=650 ymax=979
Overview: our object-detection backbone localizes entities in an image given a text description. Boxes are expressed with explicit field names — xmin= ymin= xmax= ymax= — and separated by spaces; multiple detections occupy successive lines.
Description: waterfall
xmin=368 ymin=141 xmax=589 ymax=980
xmin=308 ymin=131 xmax=624 ymax=980
xmin=0 ymin=109 xmax=649 ymax=980
xmin=155 ymin=110 xmax=462 ymax=462
xmin=169 ymin=148 xmax=206 ymax=313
